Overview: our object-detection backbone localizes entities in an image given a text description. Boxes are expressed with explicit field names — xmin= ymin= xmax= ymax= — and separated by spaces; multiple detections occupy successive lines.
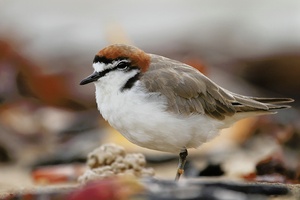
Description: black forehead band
xmin=93 ymin=55 xmax=129 ymax=64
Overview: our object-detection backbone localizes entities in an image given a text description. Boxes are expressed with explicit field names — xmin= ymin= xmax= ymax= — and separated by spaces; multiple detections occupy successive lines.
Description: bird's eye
xmin=116 ymin=62 xmax=129 ymax=70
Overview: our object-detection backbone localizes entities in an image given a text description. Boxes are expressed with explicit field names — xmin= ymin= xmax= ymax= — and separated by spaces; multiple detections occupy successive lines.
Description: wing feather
xmin=141 ymin=54 xmax=293 ymax=120
xmin=142 ymin=55 xmax=236 ymax=119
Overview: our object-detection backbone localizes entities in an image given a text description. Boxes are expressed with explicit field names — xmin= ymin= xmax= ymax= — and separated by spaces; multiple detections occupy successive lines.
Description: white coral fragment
xmin=79 ymin=143 xmax=154 ymax=184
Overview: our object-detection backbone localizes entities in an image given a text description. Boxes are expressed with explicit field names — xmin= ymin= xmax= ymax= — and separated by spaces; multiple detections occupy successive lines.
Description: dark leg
xmin=175 ymin=148 xmax=188 ymax=181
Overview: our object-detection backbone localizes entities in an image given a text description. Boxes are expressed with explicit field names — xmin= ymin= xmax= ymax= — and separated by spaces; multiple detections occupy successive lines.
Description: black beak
xmin=80 ymin=72 xmax=101 ymax=85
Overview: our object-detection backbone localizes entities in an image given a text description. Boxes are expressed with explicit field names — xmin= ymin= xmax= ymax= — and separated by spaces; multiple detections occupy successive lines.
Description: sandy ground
xmin=0 ymin=162 xmax=299 ymax=200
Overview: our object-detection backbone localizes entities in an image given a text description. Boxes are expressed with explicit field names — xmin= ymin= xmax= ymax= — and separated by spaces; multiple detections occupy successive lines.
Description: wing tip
xmin=255 ymin=97 xmax=295 ymax=104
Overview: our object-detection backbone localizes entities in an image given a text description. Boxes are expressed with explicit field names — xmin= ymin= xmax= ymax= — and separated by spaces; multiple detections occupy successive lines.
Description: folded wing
xmin=141 ymin=55 xmax=293 ymax=120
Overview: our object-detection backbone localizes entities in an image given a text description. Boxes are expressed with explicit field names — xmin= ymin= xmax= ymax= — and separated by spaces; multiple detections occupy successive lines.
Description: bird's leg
xmin=175 ymin=148 xmax=188 ymax=181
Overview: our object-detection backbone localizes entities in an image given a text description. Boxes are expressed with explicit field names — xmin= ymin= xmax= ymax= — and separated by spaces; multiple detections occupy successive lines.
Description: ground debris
xmin=78 ymin=143 xmax=155 ymax=184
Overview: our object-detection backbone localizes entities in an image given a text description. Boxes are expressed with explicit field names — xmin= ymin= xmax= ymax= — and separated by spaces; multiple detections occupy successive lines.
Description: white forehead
xmin=92 ymin=62 xmax=107 ymax=72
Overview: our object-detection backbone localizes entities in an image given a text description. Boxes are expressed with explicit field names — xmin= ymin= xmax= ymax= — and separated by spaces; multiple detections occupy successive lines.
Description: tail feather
xmin=249 ymin=97 xmax=293 ymax=111
xmin=231 ymin=94 xmax=294 ymax=113
xmin=250 ymin=97 xmax=294 ymax=104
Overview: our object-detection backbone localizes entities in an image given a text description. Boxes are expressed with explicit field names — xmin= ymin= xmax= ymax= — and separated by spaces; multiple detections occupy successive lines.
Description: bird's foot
xmin=175 ymin=148 xmax=188 ymax=181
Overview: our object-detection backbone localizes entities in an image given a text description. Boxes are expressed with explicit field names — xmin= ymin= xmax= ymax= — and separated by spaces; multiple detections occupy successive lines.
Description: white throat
xmin=93 ymin=62 xmax=140 ymax=119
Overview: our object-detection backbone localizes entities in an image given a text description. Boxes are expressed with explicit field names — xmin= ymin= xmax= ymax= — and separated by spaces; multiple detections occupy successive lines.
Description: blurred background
xmin=0 ymin=0 xmax=300 ymax=193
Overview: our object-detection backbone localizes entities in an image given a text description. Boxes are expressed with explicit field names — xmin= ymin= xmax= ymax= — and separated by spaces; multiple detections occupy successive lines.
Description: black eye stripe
xmin=93 ymin=55 xmax=140 ymax=76
xmin=98 ymin=67 xmax=113 ymax=77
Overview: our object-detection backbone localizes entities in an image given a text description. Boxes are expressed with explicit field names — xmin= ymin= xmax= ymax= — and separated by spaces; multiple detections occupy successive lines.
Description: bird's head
xmin=80 ymin=44 xmax=150 ymax=90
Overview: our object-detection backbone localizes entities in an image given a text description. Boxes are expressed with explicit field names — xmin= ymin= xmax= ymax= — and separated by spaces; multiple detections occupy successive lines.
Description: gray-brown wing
xmin=141 ymin=55 xmax=237 ymax=120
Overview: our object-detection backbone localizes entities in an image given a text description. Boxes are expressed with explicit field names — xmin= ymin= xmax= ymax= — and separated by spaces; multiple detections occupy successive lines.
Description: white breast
xmin=94 ymin=73 xmax=227 ymax=153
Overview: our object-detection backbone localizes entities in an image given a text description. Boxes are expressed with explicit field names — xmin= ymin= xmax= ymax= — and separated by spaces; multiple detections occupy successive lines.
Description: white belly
xmin=95 ymin=81 xmax=226 ymax=153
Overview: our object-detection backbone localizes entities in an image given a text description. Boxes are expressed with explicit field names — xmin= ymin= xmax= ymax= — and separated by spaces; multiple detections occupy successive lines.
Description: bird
xmin=80 ymin=44 xmax=293 ymax=181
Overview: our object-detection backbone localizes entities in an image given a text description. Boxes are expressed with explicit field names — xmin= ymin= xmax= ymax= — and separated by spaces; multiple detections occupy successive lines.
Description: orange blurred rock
xmin=32 ymin=164 xmax=86 ymax=184
xmin=0 ymin=40 xmax=86 ymax=110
